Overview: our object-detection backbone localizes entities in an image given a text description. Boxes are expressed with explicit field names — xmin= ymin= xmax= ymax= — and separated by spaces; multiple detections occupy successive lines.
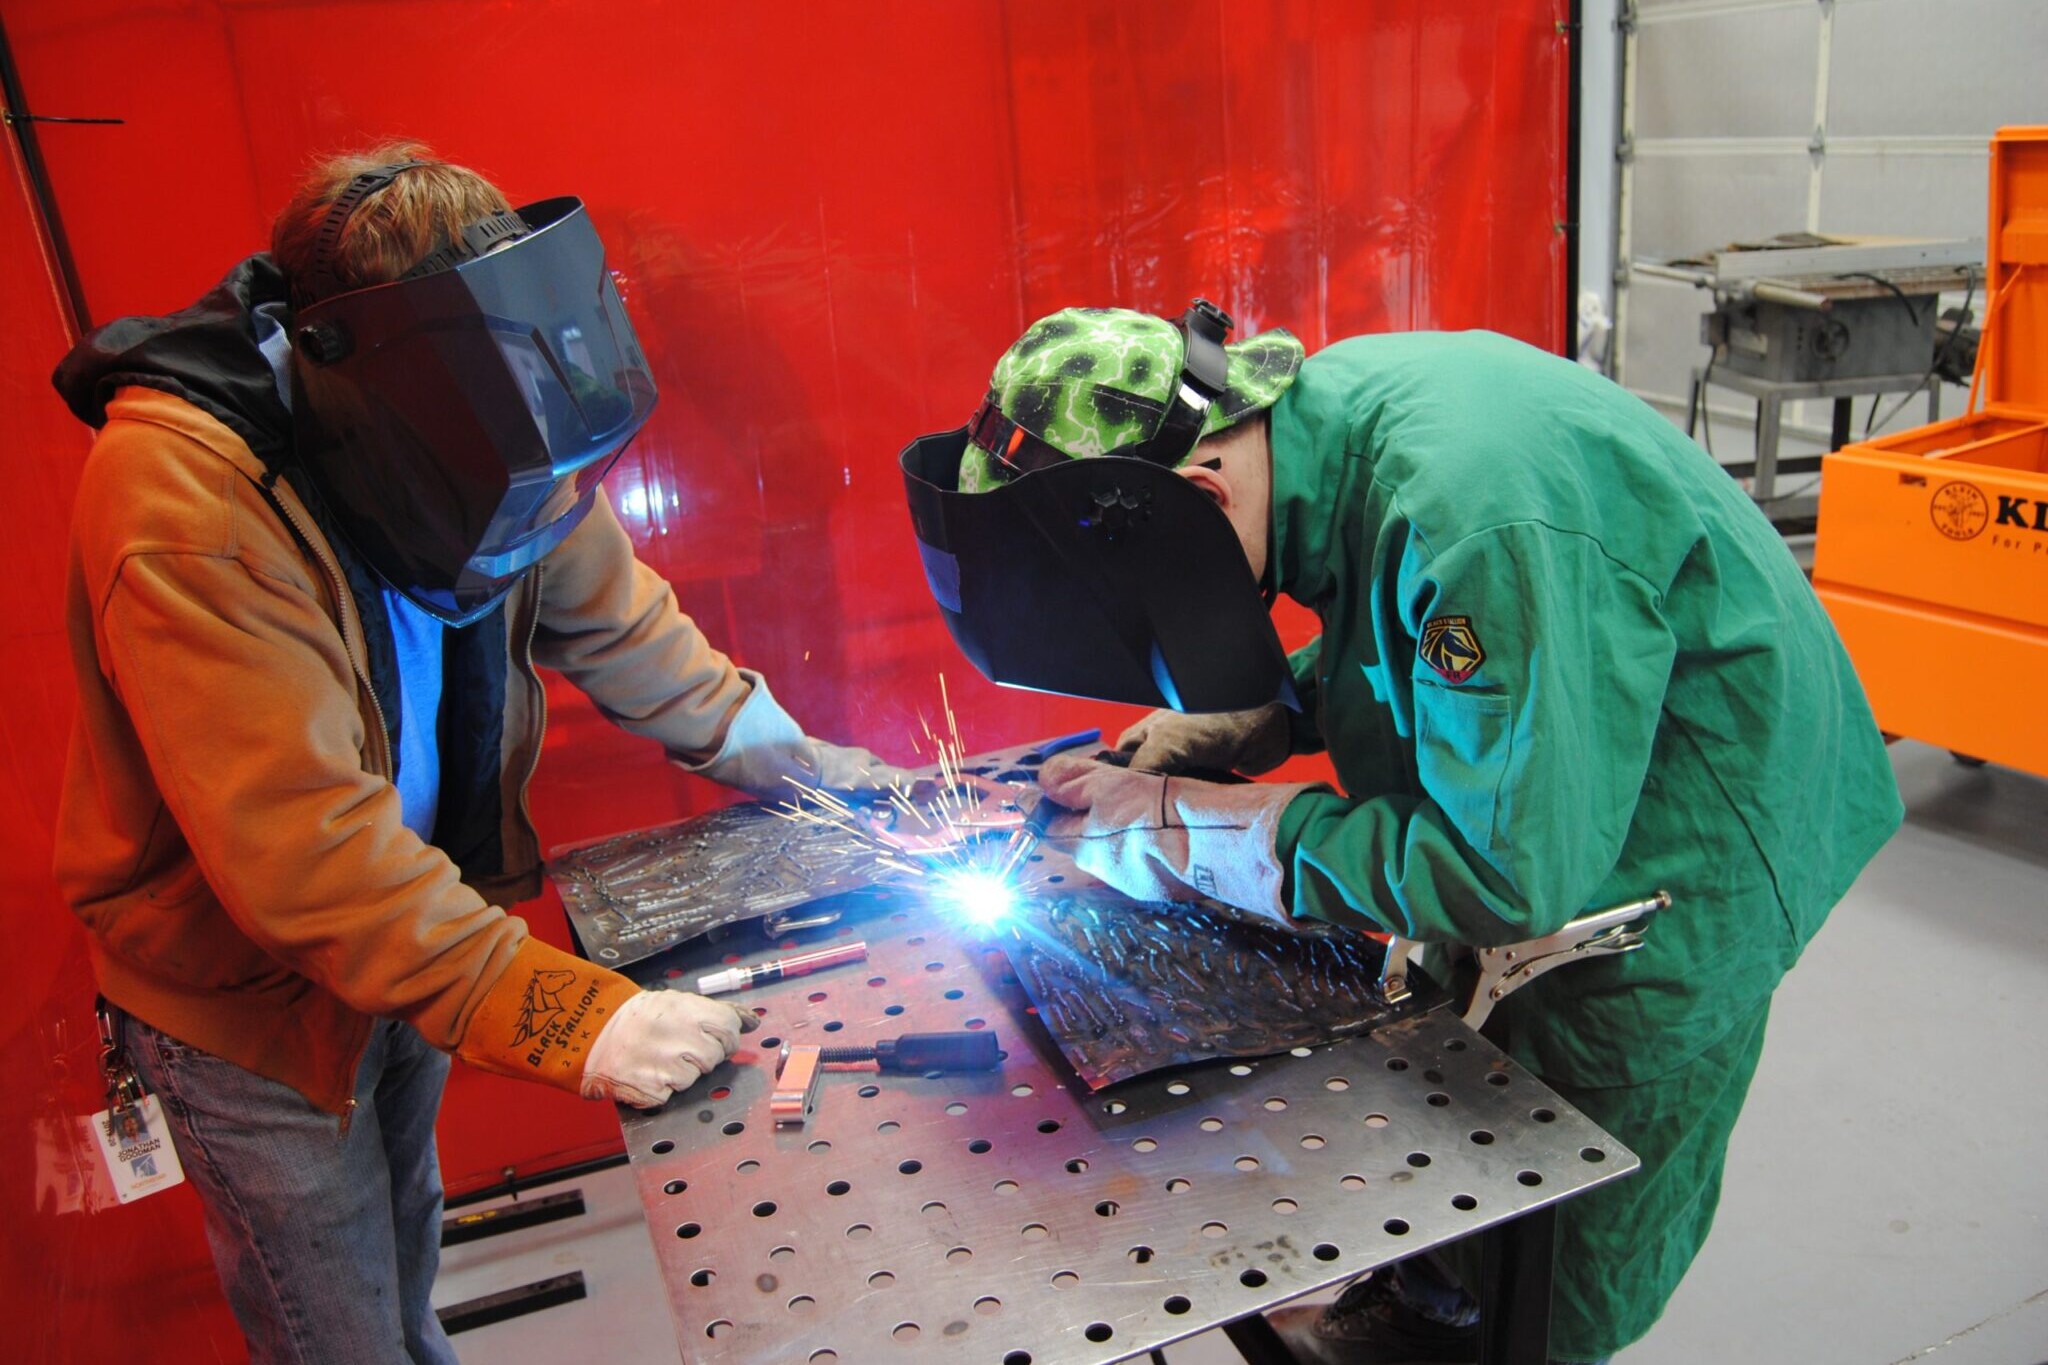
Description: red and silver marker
xmin=696 ymin=941 xmax=869 ymax=996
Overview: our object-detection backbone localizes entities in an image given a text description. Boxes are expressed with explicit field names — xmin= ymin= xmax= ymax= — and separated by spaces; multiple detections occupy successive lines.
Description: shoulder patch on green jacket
xmin=1420 ymin=615 xmax=1485 ymax=683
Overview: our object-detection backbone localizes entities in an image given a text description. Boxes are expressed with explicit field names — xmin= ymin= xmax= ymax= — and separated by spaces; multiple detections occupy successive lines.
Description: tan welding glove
xmin=1116 ymin=703 xmax=1293 ymax=776
xmin=685 ymin=669 xmax=916 ymax=797
xmin=1038 ymin=753 xmax=1325 ymax=923
xmin=580 ymin=989 xmax=760 ymax=1109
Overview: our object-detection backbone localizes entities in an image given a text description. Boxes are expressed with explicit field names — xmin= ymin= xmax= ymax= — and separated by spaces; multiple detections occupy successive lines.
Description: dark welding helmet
xmin=900 ymin=302 xmax=1299 ymax=713
xmin=290 ymin=170 xmax=655 ymax=625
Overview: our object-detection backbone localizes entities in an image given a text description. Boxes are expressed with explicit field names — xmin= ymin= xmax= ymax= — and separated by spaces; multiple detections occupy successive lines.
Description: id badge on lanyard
xmin=85 ymin=998 xmax=186 ymax=1205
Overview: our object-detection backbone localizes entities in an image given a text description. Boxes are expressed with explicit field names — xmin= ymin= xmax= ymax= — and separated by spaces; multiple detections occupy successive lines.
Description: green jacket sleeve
xmin=1285 ymin=636 xmax=1326 ymax=755
xmin=1275 ymin=522 xmax=1675 ymax=945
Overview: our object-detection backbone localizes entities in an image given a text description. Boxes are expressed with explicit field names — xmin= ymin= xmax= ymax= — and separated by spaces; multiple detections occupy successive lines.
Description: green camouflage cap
xmin=961 ymin=306 xmax=1304 ymax=491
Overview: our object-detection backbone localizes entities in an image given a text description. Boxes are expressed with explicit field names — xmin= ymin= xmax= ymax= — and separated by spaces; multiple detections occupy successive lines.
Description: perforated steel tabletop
xmin=616 ymin=807 xmax=1638 ymax=1364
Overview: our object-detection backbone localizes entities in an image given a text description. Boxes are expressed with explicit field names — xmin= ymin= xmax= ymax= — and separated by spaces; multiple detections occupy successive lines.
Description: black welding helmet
xmin=290 ymin=170 xmax=655 ymax=625
xmin=899 ymin=301 xmax=1302 ymax=713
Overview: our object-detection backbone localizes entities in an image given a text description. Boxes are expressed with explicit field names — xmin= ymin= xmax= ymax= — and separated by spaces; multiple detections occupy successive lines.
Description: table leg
xmin=1685 ymin=369 xmax=1704 ymax=440
xmin=1477 ymin=1204 xmax=1559 ymax=1365
xmin=1830 ymin=396 xmax=1853 ymax=452
xmin=1223 ymin=1311 xmax=1303 ymax=1364
xmin=1753 ymin=395 xmax=1782 ymax=501
xmin=1927 ymin=381 xmax=1941 ymax=424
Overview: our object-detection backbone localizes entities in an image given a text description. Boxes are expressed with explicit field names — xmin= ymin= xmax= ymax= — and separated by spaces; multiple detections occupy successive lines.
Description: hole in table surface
xmin=1313 ymin=1243 xmax=1341 ymax=1261
xmin=893 ymin=1322 xmax=921 ymax=1342
xmin=1273 ymin=1198 xmax=1299 ymax=1214
xmin=1364 ymin=1113 xmax=1390 ymax=1129
xmin=943 ymin=988 xmax=964 ymax=999
xmin=722 ymin=1121 xmax=745 ymax=1136
xmin=1532 ymin=1107 xmax=1557 ymax=1123
xmin=1132 ymin=1137 xmax=1158 ymax=1153
xmin=900 ymin=1159 xmax=924 ymax=1175
xmin=1166 ymin=1081 xmax=1191 ymax=1096
xmin=847 ymin=1223 xmax=874 ymax=1240
xmin=1386 ymin=1058 xmax=1409 ymax=1072
xmin=1084 ymin=1322 xmax=1113 ymax=1343
xmin=1582 ymin=1146 xmax=1607 ymax=1163
xmin=759 ymin=1036 xmax=783 ymax=1049
xmin=859 ymin=1085 xmax=881 ymax=1099
xmin=1470 ymin=1129 xmax=1495 ymax=1146
xmin=1407 ymin=1152 xmax=1432 ymax=1168
xmin=1066 ymin=1159 xmax=1090 ymax=1174
xmin=677 ymin=1223 xmax=702 ymax=1239
xmin=908 ymin=935 xmax=926 ymax=945
xmin=994 ymin=1180 xmax=1020 ymax=1195
xmin=868 ymin=976 xmax=887 ymax=988
xmin=1021 ymin=1223 xmax=1050 ymax=1241
xmin=968 ymin=1139 xmax=993 ymax=1154
xmin=1262 ymin=1097 xmax=1288 ymax=1112
xmin=1326 ymin=1077 xmax=1351 ymax=1092
xmin=807 ymin=991 xmax=829 ymax=1003
xmin=1166 ymin=1178 xmax=1192 ymax=1193
xmin=810 ymin=1351 xmax=838 ymax=1365
xmin=710 ymin=1085 xmax=731 ymax=1100
xmin=737 ymin=1159 xmax=761 ymax=1174
xmin=1518 ymin=1170 xmax=1545 ymax=1187
xmin=652 ymin=1139 xmax=675 ymax=1155
xmin=1426 ymin=1092 xmax=1451 ymax=1108
xmin=1199 ymin=1118 xmax=1224 ymax=1133
xmin=827 ymin=1180 xmax=851 ymax=1196
xmin=1384 ymin=1218 xmax=1411 ymax=1236
xmin=753 ymin=1200 xmax=778 ymax=1217
xmin=664 ymin=1179 xmax=687 ymax=1195
xmin=1453 ymin=1194 xmax=1479 ymax=1211
xmin=1229 ymin=1063 xmax=1253 ymax=1076
xmin=1301 ymin=1134 xmax=1327 ymax=1150
xmin=1240 ymin=1268 xmax=1269 ymax=1288
xmin=1104 ymin=1100 xmax=1128 ymax=1115
xmin=1128 ymin=1245 xmax=1156 ymax=1263
xmin=1038 ymin=1119 xmax=1062 ymax=1134
xmin=922 ymin=1201 xmax=948 ymax=1216
xmin=947 ymin=1246 xmax=973 ymax=1264
xmin=770 ymin=1245 xmax=796 ymax=1262
xmin=1234 ymin=1157 xmax=1260 ymax=1173
xmin=965 ymin=1017 xmax=987 ymax=1030
xmin=706 ymin=1319 xmax=733 ymax=1339
xmin=884 ymin=1005 xmax=905 ymax=1017
xmin=869 ymin=1270 xmax=896 ymax=1288
xmin=946 ymin=1101 xmax=969 ymax=1116
xmin=1487 ymin=1071 xmax=1511 ymax=1087
xmin=1004 ymin=1352 xmax=1033 ymax=1365
xmin=823 ymin=1020 xmax=844 ymax=1033
xmin=1340 ymin=1174 xmax=1368 ymax=1191
xmin=1290 ymin=1046 xmax=1313 ymax=1057
xmin=1011 ymin=1083 xmax=1034 ymax=1097
xmin=976 ymin=1296 xmax=1003 ymax=1316
xmin=689 ymin=1269 xmax=715 ymax=1287
xmin=926 ymin=962 xmax=946 ymax=973
xmin=1446 ymin=1037 xmax=1469 ymax=1051
xmin=1095 ymin=1200 xmax=1121 ymax=1217
xmin=788 ymin=1294 xmax=815 ymax=1314
xmin=1051 ymin=1270 xmax=1080 ymax=1289
xmin=1201 ymin=1221 xmax=1228 ymax=1239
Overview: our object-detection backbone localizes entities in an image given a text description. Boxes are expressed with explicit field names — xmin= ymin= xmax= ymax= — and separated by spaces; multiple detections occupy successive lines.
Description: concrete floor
xmin=437 ymin=741 xmax=2048 ymax=1365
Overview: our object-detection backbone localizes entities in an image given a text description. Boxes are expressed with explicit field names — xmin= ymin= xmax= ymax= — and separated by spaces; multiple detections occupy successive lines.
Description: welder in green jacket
xmin=900 ymin=306 xmax=1903 ymax=1362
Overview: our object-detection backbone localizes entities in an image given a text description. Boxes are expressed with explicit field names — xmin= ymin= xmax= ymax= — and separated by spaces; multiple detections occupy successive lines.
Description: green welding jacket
xmin=1268 ymin=331 xmax=1902 ymax=1087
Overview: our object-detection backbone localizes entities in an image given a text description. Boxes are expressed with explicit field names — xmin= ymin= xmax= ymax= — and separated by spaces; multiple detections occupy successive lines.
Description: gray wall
xmin=1598 ymin=0 xmax=2047 ymax=472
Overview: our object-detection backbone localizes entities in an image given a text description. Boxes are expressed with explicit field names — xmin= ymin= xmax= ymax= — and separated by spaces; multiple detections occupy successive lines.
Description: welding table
xmin=613 ymin=880 xmax=1638 ymax=1365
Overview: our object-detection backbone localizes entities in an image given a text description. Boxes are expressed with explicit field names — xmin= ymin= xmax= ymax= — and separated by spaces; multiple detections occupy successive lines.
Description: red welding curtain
xmin=0 ymin=2 xmax=1567 ymax=1356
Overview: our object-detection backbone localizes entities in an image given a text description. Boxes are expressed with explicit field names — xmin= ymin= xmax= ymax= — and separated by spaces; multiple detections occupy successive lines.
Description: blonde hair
xmin=271 ymin=141 xmax=511 ymax=307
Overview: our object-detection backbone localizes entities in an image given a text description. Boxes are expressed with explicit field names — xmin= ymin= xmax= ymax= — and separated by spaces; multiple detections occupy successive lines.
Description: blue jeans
xmin=127 ymin=1013 xmax=458 ymax=1365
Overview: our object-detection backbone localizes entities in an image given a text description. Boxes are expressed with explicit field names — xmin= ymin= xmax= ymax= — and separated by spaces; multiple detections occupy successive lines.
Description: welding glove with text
xmin=1037 ymin=753 xmax=1326 ymax=924
xmin=684 ymin=669 xmax=916 ymax=798
xmin=580 ymin=989 xmax=759 ymax=1109
xmin=1116 ymin=703 xmax=1293 ymax=777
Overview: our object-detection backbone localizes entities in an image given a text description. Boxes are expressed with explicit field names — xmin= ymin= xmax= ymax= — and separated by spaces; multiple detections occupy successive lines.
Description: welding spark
xmin=932 ymin=869 xmax=1019 ymax=928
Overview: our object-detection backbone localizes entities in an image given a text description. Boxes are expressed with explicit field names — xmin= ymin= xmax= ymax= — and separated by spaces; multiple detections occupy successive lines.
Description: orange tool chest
xmin=1813 ymin=126 xmax=2048 ymax=777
